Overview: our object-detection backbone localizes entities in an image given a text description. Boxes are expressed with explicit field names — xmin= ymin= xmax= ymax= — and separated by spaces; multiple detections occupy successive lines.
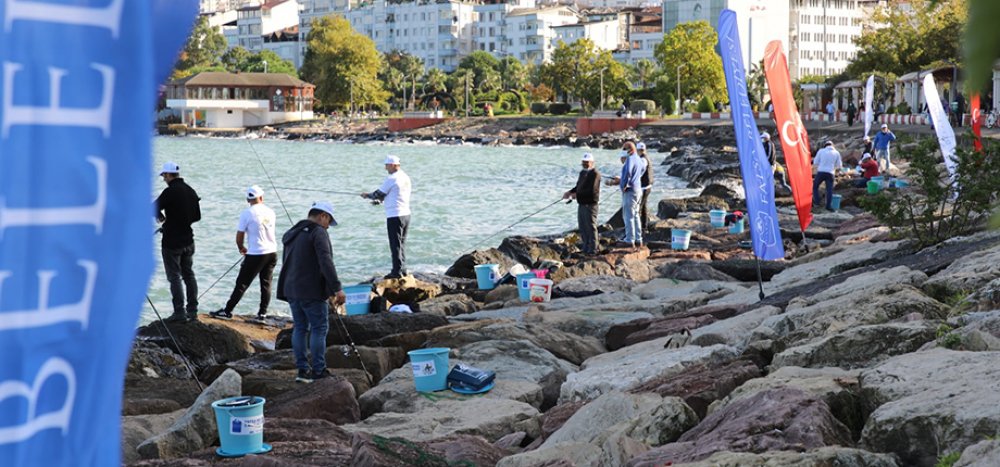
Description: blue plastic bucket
xmin=474 ymin=264 xmax=500 ymax=290
xmin=709 ymin=209 xmax=727 ymax=228
xmin=830 ymin=194 xmax=842 ymax=210
xmin=407 ymin=347 xmax=450 ymax=392
xmin=516 ymin=272 xmax=535 ymax=302
xmin=871 ymin=176 xmax=884 ymax=184
xmin=671 ymin=229 xmax=692 ymax=250
xmin=894 ymin=179 xmax=909 ymax=188
xmin=343 ymin=284 xmax=373 ymax=316
xmin=729 ymin=218 xmax=745 ymax=234
xmin=212 ymin=396 xmax=272 ymax=458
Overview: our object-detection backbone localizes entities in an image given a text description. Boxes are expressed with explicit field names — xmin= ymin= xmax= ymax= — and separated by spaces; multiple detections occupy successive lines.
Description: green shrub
xmin=630 ymin=99 xmax=656 ymax=113
xmin=498 ymin=91 xmax=528 ymax=113
xmin=653 ymin=77 xmax=675 ymax=114
xmin=530 ymin=102 xmax=549 ymax=115
xmin=696 ymin=96 xmax=716 ymax=112
xmin=935 ymin=451 xmax=961 ymax=467
xmin=896 ymin=102 xmax=912 ymax=114
xmin=549 ymin=102 xmax=571 ymax=115
xmin=860 ymin=138 xmax=1000 ymax=248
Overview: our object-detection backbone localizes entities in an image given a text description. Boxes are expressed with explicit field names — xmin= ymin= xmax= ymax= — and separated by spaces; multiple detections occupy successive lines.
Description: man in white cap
xmin=210 ymin=185 xmax=278 ymax=320
xmin=872 ymin=123 xmax=896 ymax=173
xmin=637 ymin=142 xmax=654 ymax=233
xmin=277 ymin=201 xmax=345 ymax=383
xmin=812 ymin=141 xmax=843 ymax=211
xmin=154 ymin=162 xmax=202 ymax=323
xmin=563 ymin=153 xmax=602 ymax=254
xmin=362 ymin=155 xmax=412 ymax=279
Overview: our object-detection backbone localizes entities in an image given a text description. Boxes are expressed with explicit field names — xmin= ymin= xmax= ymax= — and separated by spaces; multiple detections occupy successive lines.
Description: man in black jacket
xmin=637 ymin=142 xmax=654 ymax=234
xmin=563 ymin=153 xmax=602 ymax=255
xmin=277 ymin=201 xmax=346 ymax=383
xmin=154 ymin=162 xmax=202 ymax=323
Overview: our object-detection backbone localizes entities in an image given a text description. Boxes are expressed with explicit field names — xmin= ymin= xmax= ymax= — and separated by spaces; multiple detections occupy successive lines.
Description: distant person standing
xmin=826 ymin=101 xmax=835 ymax=120
xmin=873 ymin=123 xmax=896 ymax=173
xmin=154 ymin=162 xmax=202 ymax=323
xmin=637 ymin=142 xmax=654 ymax=233
xmin=955 ymin=93 xmax=965 ymax=128
xmin=210 ymin=185 xmax=278 ymax=320
xmin=847 ymin=101 xmax=857 ymax=127
xmin=277 ymin=201 xmax=345 ymax=383
xmin=812 ymin=141 xmax=843 ymax=212
xmin=619 ymin=142 xmax=644 ymax=247
xmin=762 ymin=131 xmax=791 ymax=192
xmin=563 ymin=153 xmax=602 ymax=255
xmin=362 ymin=155 xmax=412 ymax=279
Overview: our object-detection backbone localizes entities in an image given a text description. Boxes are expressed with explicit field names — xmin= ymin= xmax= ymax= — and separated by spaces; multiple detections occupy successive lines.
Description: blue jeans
xmin=290 ymin=299 xmax=329 ymax=374
xmin=812 ymin=172 xmax=835 ymax=209
xmin=622 ymin=189 xmax=643 ymax=244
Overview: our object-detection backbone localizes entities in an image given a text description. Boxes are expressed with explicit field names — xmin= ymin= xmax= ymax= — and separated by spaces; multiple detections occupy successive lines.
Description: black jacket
xmin=277 ymin=219 xmax=342 ymax=302
xmin=762 ymin=140 xmax=777 ymax=166
xmin=570 ymin=169 xmax=601 ymax=205
xmin=640 ymin=154 xmax=654 ymax=189
xmin=154 ymin=178 xmax=201 ymax=248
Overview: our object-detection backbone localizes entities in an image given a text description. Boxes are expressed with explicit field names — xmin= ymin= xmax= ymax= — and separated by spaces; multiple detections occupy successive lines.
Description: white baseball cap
xmin=384 ymin=155 xmax=400 ymax=165
xmin=636 ymin=142 xmax=646 ymax=150
xmin=880 ymin=123 xmax=888 ymax=129
xmin=246 ymin=185 xmax=264 ymax=199
xmin=159 ymin=162 xmax=180 ymax=175
xmin=581 ymin=153 xmax=594 ymax=162
xmin=311 ymin=201 xmax=338 ymax=225
xmin=760 ymin=131 xmax=770 ymax=139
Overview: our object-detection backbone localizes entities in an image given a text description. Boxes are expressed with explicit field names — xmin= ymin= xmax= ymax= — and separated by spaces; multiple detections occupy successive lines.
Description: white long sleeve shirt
xmin=813 ymin=147 xmax=843 ymax=174
xmin=377 ymin=169 xmax=412 ymax=218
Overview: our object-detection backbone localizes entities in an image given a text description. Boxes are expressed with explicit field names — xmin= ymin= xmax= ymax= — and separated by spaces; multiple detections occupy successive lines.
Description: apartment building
xmin=553 ymin=17 xmax=620 ymax=51
xmin=229 ymin=0 xmax=301 ymax=53
xmin=505 ymin=6 xmax=579 ymax=65
xmin=472 ymin=0 xmax=536 ymax=57
xmin=789 ymin=0 xmax=865 ymax=79
xmin=614 ymin=7 xmax=663 ymax=64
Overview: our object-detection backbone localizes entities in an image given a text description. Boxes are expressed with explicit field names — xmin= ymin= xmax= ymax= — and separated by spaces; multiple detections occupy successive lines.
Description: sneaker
xmin=209 ymin=309 xmax=233 ymax=320
xmin=163 ymin=312 xmax=187 ymax=323
xmin=185 ymin=312 xmax=199 ymax=323
xmin=311 ymin=369 xmax=332 ymax=380
xmin=383 ymin=272 xmax=403 ymax=279
xmin=295 ymin=369 xmax=314 ymax=383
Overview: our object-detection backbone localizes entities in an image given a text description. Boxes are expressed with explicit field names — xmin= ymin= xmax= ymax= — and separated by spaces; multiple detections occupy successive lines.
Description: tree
xmin=499 ymin=56 xmax=528 ymax=91
xmin=221 ymin=46 xmax=252 ymax=72
xmin=244 ymin=50 xmax=298 ymax=76
xmin=456 ymin=51 xmax=501 ymax=93
xmin=961 ymin=0 xmax=1000 ymax=95
xmin=632 ymin=59 xmax=659 ymax=90
xmin=847 ymin=0 xmax=966 ymax=77
xmin=300 ymin=16 xmax=388 ymax=111
xmin=423 ymin=68 xmax=448 ymax=94
xmin=384 ymin=51 xmax=424 ymax=109
xmin=173 ymin=16 xmax=227 ymax=79
xmin=654 ymin=21 xmax=726 ymax=105
xmin=541 ymin=39 xmax=632 ymax=110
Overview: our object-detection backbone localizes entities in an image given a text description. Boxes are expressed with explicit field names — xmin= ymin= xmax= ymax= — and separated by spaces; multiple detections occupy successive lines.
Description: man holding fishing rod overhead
xmin=361 ymin=155 xmax=412 ymax=279
xmin=210 ymin=185 xmax=277 ymax=320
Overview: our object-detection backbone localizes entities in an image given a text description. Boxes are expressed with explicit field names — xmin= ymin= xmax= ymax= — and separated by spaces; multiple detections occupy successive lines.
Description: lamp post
xmin=401 ymin=74 xmax=410 ymax=114
xmin=598 ymin=67 xmax=606 ymax=111
xmin=262 ymin=60 xmax=268 ymax=74
xmin=676 ymin=63 xmax=687 ymax=115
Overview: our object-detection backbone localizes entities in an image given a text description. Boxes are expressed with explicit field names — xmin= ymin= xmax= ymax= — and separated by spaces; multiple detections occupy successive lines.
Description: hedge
xmin=630 ymin=99 xmax=656 ymax=113
xmin=549 ymin=102 xmax=571 ymax=115
xmin=530 ymin=102 xmax=550 ymax=115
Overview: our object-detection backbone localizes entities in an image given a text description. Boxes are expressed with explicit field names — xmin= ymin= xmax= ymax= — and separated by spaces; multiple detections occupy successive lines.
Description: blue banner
xmin=0 ymin=1 xmax=196 ymax=465
xmin=717 ymin=9 xmax=785 ymax=261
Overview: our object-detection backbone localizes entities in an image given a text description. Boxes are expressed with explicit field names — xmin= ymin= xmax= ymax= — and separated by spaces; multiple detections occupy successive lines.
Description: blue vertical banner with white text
xmin=0 ymin=1 xmax=196 ymax=465
xmin=717 ymin=9 xmax=784 ymax=261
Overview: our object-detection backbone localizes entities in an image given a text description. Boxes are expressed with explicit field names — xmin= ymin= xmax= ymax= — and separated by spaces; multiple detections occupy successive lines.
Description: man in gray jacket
xmin=277 ymin=201 xmax=345 ymax=383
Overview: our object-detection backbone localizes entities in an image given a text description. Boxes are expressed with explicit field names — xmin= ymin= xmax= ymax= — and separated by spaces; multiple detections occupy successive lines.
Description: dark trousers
xmin=162 ymin=243 xmax=198 ymax=315
xmin=290 ymin=299 xmax=328 ymax=374
xmin=224 ymin=252 xmax=277 ymax=314
xmin=387 ymin=215 xmax=410 ymax=275
xmin=577 ymin=203 xmax=599 ymax=254
xmin=640 ymin=188 xmax=651 ymax=233
xmin=812 ymin=172 xmax=835 ymax=209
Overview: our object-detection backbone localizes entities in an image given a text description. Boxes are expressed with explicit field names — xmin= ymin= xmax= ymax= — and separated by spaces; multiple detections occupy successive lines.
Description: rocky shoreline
xmin=124 ymin=128 xmax=1000 ymax=467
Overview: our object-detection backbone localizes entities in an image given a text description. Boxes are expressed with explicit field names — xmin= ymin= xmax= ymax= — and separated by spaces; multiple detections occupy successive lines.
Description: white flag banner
xmin=864 ymin=75 xmax=875 ymax=138
xmin=922 ymin=74 xmax=958 ymax=177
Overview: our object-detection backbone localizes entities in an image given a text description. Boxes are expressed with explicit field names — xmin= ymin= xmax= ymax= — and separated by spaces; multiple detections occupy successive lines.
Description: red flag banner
xmin=763 ymin=40 xmax=813 ymax=232
xmin=972 ymin=94 xmax=983 ymax=152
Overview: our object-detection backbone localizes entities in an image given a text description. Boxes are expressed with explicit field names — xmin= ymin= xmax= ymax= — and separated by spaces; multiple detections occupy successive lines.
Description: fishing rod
xmin=330 ymin=307 xmax=375 ymax=386
xmin=466 ymin=197 xmax=566 ymax=253
xmin=145 ymin=295 xmax=205 ymax=392
xmin=272 ymin=186 xmax=359 ymax=197
xmin=245 ymin=139 xmax=294 ymax=226
xmin=197 ymin=256 xmax=243 ymax=301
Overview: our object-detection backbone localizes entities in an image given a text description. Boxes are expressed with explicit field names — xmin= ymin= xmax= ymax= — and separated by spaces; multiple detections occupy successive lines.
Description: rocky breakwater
xmin=125 ymin=149 xmax=1000 ymax=465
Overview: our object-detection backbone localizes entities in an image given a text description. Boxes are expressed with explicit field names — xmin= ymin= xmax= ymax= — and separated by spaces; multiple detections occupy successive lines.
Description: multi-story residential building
xmin=614 ymin=7 xmax=663 ymax=65
xmin=298 ymin=0 xmax=341 ymax=65
xmin=505 ymin=6 xmax=579 ymax=64
xmin=553 ymin=17 xmax=620 ymax=51
xmin=472 ymin=0 xmax=536 ymax=57
xmin=232 ymin=0 xmax=301 ymax=53
xmin=345 ymin=0 xmax=476 ymax=71
xmin=200 ymin=0 xmax=260 ymax=14
xmin=662 ymin=0 xmax=789 ymax=72
xmin=789 ymin=0 xmax=865 ymax=79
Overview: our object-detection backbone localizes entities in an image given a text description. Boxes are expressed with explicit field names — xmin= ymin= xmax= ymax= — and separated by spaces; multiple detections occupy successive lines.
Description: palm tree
xmin=399 ymin=54 xmax=424 ymax=110
xmin=633 ymin=59 xmax=658 ymax=90
xmin=423 ymin=68 xmax=447 ymax=94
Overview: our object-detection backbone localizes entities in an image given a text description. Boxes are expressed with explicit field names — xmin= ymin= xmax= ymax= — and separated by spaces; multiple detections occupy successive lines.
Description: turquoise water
xmin=143 ymin=137 xmax=699 ymax=324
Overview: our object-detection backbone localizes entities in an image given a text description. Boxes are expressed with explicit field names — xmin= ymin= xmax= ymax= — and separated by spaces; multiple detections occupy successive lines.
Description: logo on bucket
xmin=411 ymin=360 xmax=436 ymax=377
xmin=231 ymin=415 xmax=264 ymax=435
xmin=345 ymin=292 xmax=369 ymax=305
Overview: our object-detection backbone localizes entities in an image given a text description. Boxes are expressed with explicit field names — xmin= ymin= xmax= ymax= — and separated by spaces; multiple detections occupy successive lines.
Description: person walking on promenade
xmin=637 ymin=142 xmax=654 ymax=235
xmin=154 ymin=162 xmax=202 ymax=323
xmin=812 ymin=141 xmax=843 ymax=212
xmin=277 ymin=201 xmax=345 ymax=383
xmin=873 ymin=123 xmax=896 ymax=174
xmin=361 ymin=155 xmax=412 ymax=279
xmin=563 ymin=153 xmax=602 ymax=255
xmin=847 ymin=101 xmax=857 ymax=127
xmin=210 ymin=185 xmax=278 ymax=320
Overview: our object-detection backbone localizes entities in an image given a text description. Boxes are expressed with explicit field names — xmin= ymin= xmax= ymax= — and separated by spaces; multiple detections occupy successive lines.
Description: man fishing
xmin=563 ymin=153 xmax=602 ymax=255
xmin=210 ymin=185 xmax=277 ymax=320
xmin=154 ymin=162 xmax=202 ymax=323
xmin=361 ymin=155 xmax=412 ymax=279
xmin=618 ymin=142 xmax=645 ymax=248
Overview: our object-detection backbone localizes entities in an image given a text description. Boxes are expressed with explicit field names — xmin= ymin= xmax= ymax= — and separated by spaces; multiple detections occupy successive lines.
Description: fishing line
xmin=465 ymin=197 xmax=566 ymax=253
xmin=145 ymin=295 xmax=205 ymax=392
xmin=197 ymin=256 xmax=243 ymax=301
xmin=330 ymin=308 xmax=375 ymax=386
xmin=272 ymin=186 xmax=359 ymax=197
xmin=245 ymin=139 xmax=294 ymax=226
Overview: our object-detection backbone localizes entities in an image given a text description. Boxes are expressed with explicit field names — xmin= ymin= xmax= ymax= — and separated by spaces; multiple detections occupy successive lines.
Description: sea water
xmin=142 ymin=137 xmax=698 ymax=325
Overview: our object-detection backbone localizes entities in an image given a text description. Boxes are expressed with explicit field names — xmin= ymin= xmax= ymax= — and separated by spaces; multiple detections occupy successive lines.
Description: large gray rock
xmin=523 ymin=307 xmax=656 ymax=340
xmin=498 ymin=392 xmax=698 ymax=467
xmin=554 ymin=274 xmax=636 ymax=296
xmin=122 ymin=410 xmax=184 ymax=464
xmin=923 ymin=242 xmax=1000 ymax=301
xmin=690 ymin=306 xmax=782 ymax=351
xmin=455 ymin=339 xmax=578 ymax=409
xmin=668 ymin=447 xmax=900 ymax=466
xmin=425 ymin=319 xmax=606 ymax=366
xmin=631 ymin=279 xmax=741 ymax=302
xmin=275 ymin=312 xmax=450 ymax=348
xmin=950 ymin=311 xmax=1000 ymax=351
xmin=420 ymin=293 xmax=478 ymax=317
xmin=559 ymin=340 xmax=739 ymax=403
xmin=860 ymin=349 xmax=1000 ymax=466
xmin=626 ymin=388 xmax=853 ymax=466
xmin=772 ymin=321 xmax=937 ymax=369
xmin=136 ymin=320 xmax=252 ymax=372
xmin=344 ymin=397 xmax=541 ymax=443
xmin=629 ymin=359 xmax=762 ymax=419
xmin=957 ymin=440 xmax=1000 ymax=467
xmin=136 ymin=369 xmax=242 ymax=459
xmin=657 ymin=260 xmax=738 ymax=282
xmin=268 ymin=375 xmax=360 ymax=425
xmin=446 ymin=248 xmax=516 ymax=278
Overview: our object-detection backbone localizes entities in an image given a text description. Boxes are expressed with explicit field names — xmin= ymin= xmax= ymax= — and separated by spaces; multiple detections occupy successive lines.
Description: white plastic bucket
xmin=527 ymin=278 xmax=553 ymax=303
xmin=671 ymin=229 xmax=692 ymax=250
xmin=709 ymin=209 xmax=727 ymax=228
